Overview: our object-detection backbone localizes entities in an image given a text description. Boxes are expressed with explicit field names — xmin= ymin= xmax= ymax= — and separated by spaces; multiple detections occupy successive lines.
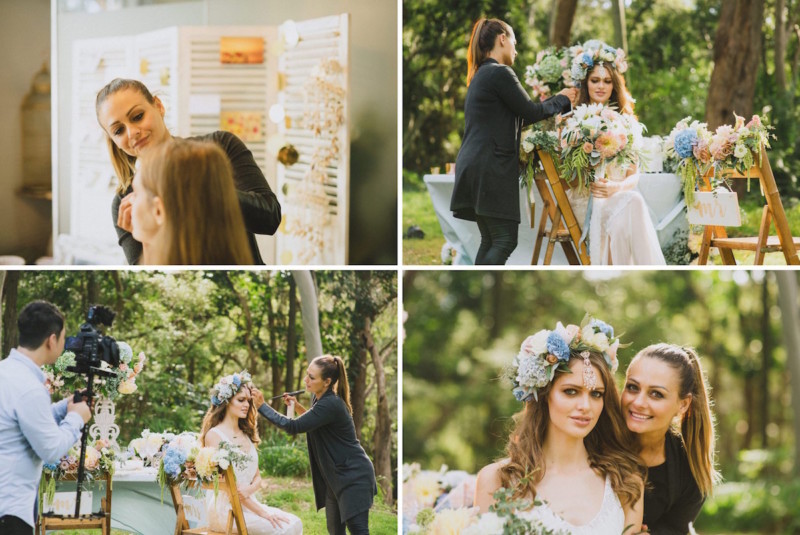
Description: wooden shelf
xmin=17 ymin=185 xmax=52 ymax=200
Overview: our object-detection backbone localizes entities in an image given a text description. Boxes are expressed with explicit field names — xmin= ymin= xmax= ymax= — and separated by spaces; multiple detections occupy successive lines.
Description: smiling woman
xmin=94 ymin=78 xmax=281 ymax=265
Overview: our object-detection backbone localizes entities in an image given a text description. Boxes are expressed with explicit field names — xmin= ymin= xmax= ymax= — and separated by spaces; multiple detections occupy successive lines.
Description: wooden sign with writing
xmin=687 ymin=189 xmax=742 ymax=227
xmin=42 ymin=491 xmax=93 ymax=515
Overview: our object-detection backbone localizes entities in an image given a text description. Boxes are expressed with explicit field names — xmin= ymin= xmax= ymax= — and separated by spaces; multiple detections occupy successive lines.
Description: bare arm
xmin=474 ymin=462 xmax=503 ymax=513
xmin=591 ymin=167 xmax=640 ymax=198
xmin=623 ymin=477 xmax=645 ymax=535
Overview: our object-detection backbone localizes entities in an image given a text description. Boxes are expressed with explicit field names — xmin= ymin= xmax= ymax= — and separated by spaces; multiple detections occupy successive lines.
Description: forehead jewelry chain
xmin=581 ymin=351 xmax=598 ymax=390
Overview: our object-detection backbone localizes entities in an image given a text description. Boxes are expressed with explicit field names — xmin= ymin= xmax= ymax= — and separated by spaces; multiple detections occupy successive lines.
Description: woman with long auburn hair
xmin=475 ymin=319 xmax=646 ymax=534
xmin=566 ymin=41 xmax=665 ymax=265
xmin=95 ymin=78 xmax=280 ymax=265
xmin=450 ymin=18 xmax=578 ymax=265
xmin=622 ymin=344 xmax=720 ymax=533
xmin=252 ymin=355 xmax=377 ymax=535
xmin=199 ymin=371 xmax=302 ymax=535
xmin=130 ymin=138 xmax=253 ymax=265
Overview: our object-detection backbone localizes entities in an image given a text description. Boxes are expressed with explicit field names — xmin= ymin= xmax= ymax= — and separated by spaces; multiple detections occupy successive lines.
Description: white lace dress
xmin=205 ymin=428 xmax=303 ymax=535
xmin=567 ymin=162 xmax=666 ymax=265
xmin=517 ymin=477 xmax=625 ymax=535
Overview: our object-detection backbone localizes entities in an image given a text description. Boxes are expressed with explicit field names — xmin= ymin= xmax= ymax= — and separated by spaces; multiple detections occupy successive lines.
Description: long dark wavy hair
xmin=199 ymin=383 xmax=260 ymax=446
xmin=499 ymin=350 xmax=646 ymax=508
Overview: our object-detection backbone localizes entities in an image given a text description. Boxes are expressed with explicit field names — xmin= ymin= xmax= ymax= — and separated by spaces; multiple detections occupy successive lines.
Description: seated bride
xmin=474 ymin=319 xmax=645 ymax=535
xmin=200 ymin=371 xmax=302 ymax=535
xmin=566 ymin=41 xmax=666 ymax=265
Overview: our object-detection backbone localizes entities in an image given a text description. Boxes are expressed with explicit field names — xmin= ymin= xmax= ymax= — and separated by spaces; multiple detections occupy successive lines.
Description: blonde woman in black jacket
xmin=253 ymin=355 xmax=376 ymax=535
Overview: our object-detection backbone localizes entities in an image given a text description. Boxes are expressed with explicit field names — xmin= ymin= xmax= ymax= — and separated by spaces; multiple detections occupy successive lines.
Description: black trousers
xmin=475 ymin=215 xmax=518 ymax=265
xmin=0 ymin=515 xmax=33 ymax=535
xmin=325 ymin=487 xmax=369 ymax=535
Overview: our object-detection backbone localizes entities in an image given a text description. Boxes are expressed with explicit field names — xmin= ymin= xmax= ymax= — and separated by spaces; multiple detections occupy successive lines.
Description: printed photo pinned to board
xmin=220 ymin=36 xmax=264 ymax=64
xmin=220 ymin=111 xmax=264 ymax=142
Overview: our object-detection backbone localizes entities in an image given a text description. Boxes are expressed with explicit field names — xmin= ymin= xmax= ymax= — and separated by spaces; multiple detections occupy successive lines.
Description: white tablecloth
xmin=48 ymin=468 xmax=182 ymax=534
xmin=424 ymin=172 xmax=688 ymax=265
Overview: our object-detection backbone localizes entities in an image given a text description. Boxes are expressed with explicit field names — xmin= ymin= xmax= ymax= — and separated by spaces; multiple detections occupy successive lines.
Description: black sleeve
xmin=649 ymin=485 xmax=705 ymax=535
xmin=492 ymin=65 xmax=571 ymax=126
xmin=111 ymin=193 xmax=142 ymax=265
xmin=215 ymin=131 xmax=282 ymax=235
xmin=257 ymin=397 xmax=337 ymax=435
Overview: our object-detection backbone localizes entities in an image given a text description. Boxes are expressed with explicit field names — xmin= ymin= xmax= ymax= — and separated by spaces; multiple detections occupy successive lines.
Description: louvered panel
xmin=71 ymin=36 xmax=135 ymax=253
xmin=275 ymin=14 xmax=350 ymax=265
xmin=134 ymin=27 xmax=180 ymax=134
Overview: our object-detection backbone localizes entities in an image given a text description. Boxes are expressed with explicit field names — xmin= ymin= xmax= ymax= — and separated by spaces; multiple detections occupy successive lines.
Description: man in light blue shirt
xmin=0 ymin=301 xmax=91 ymax=535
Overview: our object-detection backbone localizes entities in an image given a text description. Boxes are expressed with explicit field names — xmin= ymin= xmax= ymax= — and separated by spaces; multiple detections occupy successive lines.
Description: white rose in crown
xmin=581 ymin=324 xmax=610 ymax=352
xmin=520 ymin=330 xmax=549 ymax=356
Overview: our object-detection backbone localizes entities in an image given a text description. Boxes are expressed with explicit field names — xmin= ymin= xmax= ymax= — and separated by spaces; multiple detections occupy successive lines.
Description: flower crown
xmin=508 ymin=315 xmax=623 ymax=402
xmin=211 ymin=370 xmax=252 ymax=406
xmin=569 ymin=40 xmax=628 ymax=87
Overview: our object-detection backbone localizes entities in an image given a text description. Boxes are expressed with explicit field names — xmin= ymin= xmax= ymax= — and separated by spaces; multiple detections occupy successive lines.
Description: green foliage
xmin=696 ymin=479 xmax=800 ymax=534
xmin=258 ymin=433 xmax=311 ymax=478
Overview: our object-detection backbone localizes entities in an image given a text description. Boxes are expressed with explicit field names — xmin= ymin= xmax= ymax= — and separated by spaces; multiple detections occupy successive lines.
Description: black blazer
xmin=643 ymin=431 xmax=705 ymax=534
xmin=450 ymin=58 xmax=571 ymax=223
xmin=258 ymin=390 xmax=377 ymax=521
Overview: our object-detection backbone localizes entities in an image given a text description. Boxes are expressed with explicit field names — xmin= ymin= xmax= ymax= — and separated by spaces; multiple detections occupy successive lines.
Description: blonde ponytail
xmin=466 ymin=18 xmax=512 ymax=86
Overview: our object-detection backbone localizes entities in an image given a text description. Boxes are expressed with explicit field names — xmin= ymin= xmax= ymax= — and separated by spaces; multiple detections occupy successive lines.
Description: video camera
xmin=65 ymin=304 xmax=120 ymax=376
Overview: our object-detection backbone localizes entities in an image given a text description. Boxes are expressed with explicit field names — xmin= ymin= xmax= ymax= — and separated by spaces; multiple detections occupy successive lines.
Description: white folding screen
xmin=275 ymin=14 xmax=350 ymax=265
xmin=67 ymin=17 xmax=348 ymax=265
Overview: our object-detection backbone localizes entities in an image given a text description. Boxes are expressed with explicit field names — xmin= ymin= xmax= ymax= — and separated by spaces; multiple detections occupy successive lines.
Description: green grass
xmin=404 ymin=181 xmax=800 ymax=266
xmin=700 ymin=196 xmax=800 ymax=266
xmin=51 ymin=476 xmax=396 ymax=535
xmin=403 ymin=188 xmax=446 ymax=265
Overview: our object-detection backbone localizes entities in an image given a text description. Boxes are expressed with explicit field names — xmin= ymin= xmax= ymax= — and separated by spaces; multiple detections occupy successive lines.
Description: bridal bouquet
xmin=406 ymin=488 xmax=569 ymax=535
xmin=664 ymin=117 xmax=713 ymax=205
xmin=557 ymin=103 xmax=645 ymax=191
xmin=41 ymin=439 xmax=117 ymax=506
xmin=524 ymin=47 xmax=573 ymax=101
xmin=43 ymin=341 xmax=147 ymax=401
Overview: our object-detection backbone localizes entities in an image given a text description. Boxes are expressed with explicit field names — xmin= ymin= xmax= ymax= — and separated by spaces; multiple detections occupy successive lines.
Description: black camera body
xmin=65 ymin=305 xmax=120 ymax=375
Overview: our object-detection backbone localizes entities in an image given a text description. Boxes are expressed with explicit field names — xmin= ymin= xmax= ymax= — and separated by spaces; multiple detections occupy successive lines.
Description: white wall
xmin=55 ymin=0 xmax=398 ymax=264
xmin=0 ymin=0 xmax=52 ymax=261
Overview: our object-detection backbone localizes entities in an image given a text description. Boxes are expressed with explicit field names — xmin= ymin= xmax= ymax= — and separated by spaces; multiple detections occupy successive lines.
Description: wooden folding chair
xmin=38 ymin=472 xmax=112 ymax=535
xmin=697 ymin=145 xmax=800 ymax=265
xmin=172 ymin=465 xmax=248 ymax=535
xmin=532 ymin=150 xmax=590 ymax=265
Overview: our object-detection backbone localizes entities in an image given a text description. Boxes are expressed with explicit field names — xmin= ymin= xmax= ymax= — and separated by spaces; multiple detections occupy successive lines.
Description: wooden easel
xmin=171 ymin=465 xmax=248 ymax=535
xmin=37 ymin=472 xmax=112 ymax=535
xmin=532 ymin=150 xmax=590 ymax=265
xmin=696 ymin=145 xmax=800 ymax=265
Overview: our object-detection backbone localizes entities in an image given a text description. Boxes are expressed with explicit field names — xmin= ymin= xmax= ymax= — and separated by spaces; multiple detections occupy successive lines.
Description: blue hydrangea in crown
xmin=568 ymin=40 xmax=628 ymax=87
xmin=211 ymin=370 xmax=252 ymax=406
xmin=508 ymin=315 xmax=623 ymax=402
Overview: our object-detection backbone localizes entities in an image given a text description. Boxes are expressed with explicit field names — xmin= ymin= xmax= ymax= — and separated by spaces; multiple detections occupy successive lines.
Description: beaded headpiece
xmin=508 ymin=315 xmax=623 ymax=402
xmin=569 ymin=40 xmax=628 ymax=87
xmin=211 ymin=370 xmax=252 ymax=406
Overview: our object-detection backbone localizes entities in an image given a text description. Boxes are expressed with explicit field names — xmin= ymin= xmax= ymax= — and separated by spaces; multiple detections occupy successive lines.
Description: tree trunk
xmin=350 ymin=273 xmax=372 ymax=440
xmin=759 ymin=276 xmax=771 ymax=447
xmin=2 ymin=272 xmax=21 ymax=357
xmin=284 ymin=277 xmax=298 ymax=394
xmin=776 ymin=0 xmax=788 ymax=94
xmin=743 ymin=372 xmax=755 ymax=448
xmin=611 ymin=0 xmax=628 ymax=53
xmin=268 ymin=300 xmax=282 ymax=401
xmin=549 ymin=0 xmax=578 ymax=47
xmin=705 ymin=0 xmax=765 ymax=130
xmin=775 ymin=271 xmax=800 ymax=475
xmin=365 ymin=316 xmax=394 ymax=506
xmin=292 ymin=270 xmax=323 ymax=360
xmin=87 ymin=271 xmax=99 ymax=306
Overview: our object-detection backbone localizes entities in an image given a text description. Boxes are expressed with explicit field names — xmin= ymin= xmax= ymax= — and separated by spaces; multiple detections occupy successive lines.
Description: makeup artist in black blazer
xmin=252 ymin=355 xmax=376 ymax=535
xmin=451 ymin=17 xmax=578 ymax=264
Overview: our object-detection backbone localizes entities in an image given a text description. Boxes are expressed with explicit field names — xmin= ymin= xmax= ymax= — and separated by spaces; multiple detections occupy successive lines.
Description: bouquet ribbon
xmin=579 ymin=194 xmax=593 ymax=246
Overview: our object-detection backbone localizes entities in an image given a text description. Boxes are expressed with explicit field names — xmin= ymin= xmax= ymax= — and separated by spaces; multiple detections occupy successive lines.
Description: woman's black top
xmin=111 ymin=130 xmax=281 ymax=265
xmin=643 ymin=431 xmax=705 ymax=534
xmin=450 ymin=58 xmax=571 ymax=223
xmin=258 ymin=390 xmax=377 ymax=521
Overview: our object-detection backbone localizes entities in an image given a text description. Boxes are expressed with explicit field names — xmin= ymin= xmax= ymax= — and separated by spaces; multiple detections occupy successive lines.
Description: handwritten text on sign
xmin=42 ymin=491 xmax=93 ymax=515
xmin=687 ymin=189 xmax=742 ymax=227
